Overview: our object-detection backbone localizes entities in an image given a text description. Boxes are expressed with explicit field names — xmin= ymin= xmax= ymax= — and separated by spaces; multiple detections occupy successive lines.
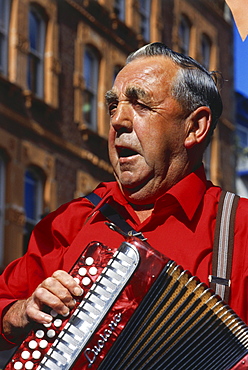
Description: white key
xmin=90 ymin=293 xmax=105 ymax=308
xmin=25 ymin=361 xmax=34 ymax=370
xmin=73 ymin=277 xmax=80 ymax=284
xmin=82 ymin=276 xmax=91 ymax=286
xmin=32 ymin=350 xmax=41 ymax=360
xmin=89 ymin=266 xmax=98 ymax=276
xmin=62 ymin=333 xmax=78 ymax=348
xmin=67 ymin=324 xmax=84 ymax=339
xmin=116 ymin=251 xmax=134 ymax=265
xmin=50 ymin=310 xmax=58 ymax=318
xmin=21 ymin=351 xmax=30 ymax=360
xmin=43 ymin=322 xmax=52 ymax=328
xmin=105 ymin=268 xmax=122 ymax=282
xmin=35 ymin=330 xmax=45 ymax=339
xmin=85 ymin=257 xmax=94 ymax=266
xmin=51 ymin=350 xmax=67 ymax=365
xmin=94 ymin=284 xmax=111 ymax=299
xmin=39 ymin=359 xmax=61 ymax=370
xmin=76 ymin=310 xmax=94 ymax=325
xmin=54 ymin=319 xmax=62 ymax=327
xmin=14 ymin=362 xmax=23 ymax=370
xmin=56 ymin=341 xmax=73 ymax=357
xmin=47 ymin=329 xmax=56 ymax=338
xmin=39 ymin=339 xmax=48 ymax=349
xmin=111 ymin=260 xmax=128 ymax=274
xmin=84 ymin=302 xmax=101 ymax=317
xmin=98 ymin=277 xmax=116 ymax=291
xmin=78 ymin=267 xmax=87 ymax=276
xmin=28 ymin=340 xmax=38 ymax=350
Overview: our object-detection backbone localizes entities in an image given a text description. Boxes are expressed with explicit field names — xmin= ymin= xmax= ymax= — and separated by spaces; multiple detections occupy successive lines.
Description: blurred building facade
xmin=0 ymin=0 xmax=235 ymax=270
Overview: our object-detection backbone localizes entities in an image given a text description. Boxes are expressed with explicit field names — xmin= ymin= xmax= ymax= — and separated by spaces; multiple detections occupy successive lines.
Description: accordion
xmin=5 ymin=237 xmax=248 ymax=370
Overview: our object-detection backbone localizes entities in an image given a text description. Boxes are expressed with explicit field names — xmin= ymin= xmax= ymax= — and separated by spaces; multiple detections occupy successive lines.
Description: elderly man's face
xmin=107 ymin=56 xmax=190 ymax=204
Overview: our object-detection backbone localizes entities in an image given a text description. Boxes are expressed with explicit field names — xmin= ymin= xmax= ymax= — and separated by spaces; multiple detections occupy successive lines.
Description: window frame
xmin=24 ymin=167 xmax=43 ymax=226
xmin=0 ymin=0 xmax=10 ymax=76
xmin=113 ymin=0 xmax=125 ymax=21
xmin=23 ymin=167 xmax=44 ymax=253
xmin=27 ymin=5 xmax=46 ymax=98
xmin=139 ymin=0 xmax=151 ymax=41
xmin=178 ymin=14 xmax=191 ymax=55
xmin=82 ymin=46 xmax=99 ymax=131
xmin=201 ymin=33 xmax=212 ymax=69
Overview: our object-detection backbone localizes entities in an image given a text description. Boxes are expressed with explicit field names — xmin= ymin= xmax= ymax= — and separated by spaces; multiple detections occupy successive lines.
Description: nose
xmin=110 ymin=101 xmax=133 ymax=134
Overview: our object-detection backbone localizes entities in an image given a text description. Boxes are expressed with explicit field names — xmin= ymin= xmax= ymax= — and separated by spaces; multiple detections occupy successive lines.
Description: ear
xmin=184 ymin=106 xmax=212 ymax=149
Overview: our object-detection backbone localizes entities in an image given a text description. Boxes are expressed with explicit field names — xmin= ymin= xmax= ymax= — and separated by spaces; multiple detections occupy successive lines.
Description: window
xmin=114 ymin=0 xmax=125 ymax=21
xmin=0 ymin=0 xmax=10 ymax=76
xmin=83 ymin=47 xmax=99 ymax=130
xmin=201 ymin=34 xmax=211 ymax=69
xmin=179 ymin=15 xmax=191 ymax=55
xmin=23 ymin=168 xmax=43 ymax=253
xmin=0 ymin=156 xmax=5 ymax=266
xmin=139 ymin=0 xmax=150 ymax=40
xmin=27 ymin=6 xmax=45 ymax=97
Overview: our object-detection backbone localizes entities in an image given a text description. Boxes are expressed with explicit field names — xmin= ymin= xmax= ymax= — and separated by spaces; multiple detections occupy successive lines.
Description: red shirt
xmin=1 ymin=166 xmax=248 ymax=349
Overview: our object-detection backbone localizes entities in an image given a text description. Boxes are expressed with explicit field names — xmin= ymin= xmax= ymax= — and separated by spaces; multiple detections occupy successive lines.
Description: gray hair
xmin=126 ymin=42 xmax=223 ymax=135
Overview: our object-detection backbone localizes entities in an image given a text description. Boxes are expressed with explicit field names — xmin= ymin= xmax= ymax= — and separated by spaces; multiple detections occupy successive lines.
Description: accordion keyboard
xmin=6 ymin=240 xmax=140 ymax=370
xmin=37 ymin=241 xmax=139 ymax=370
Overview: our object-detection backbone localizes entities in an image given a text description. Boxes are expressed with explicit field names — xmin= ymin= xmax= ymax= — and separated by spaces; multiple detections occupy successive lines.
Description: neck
xmin=130 ymin=202 xmax=154 ymax=222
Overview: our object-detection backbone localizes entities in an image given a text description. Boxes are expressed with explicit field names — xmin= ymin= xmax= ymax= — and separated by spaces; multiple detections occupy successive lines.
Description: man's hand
xmin=3 ymin=270 xmax=83 ymax=340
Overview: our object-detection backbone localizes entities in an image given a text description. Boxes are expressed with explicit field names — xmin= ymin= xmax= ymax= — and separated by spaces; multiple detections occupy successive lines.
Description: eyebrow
xmin=105 ymin=86 xmax=151 ymax=104
xmin=105 ymin=90 xmax=118 ymax=104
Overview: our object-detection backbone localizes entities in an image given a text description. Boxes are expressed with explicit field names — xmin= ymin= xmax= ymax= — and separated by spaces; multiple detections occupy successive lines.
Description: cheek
xmin=108 ymin=131 xmax=116 ymax=163
xmin=108 ymin=127 xmax=116 ymax=149
xmin=140 ymin=125 xmax=167 ymax=157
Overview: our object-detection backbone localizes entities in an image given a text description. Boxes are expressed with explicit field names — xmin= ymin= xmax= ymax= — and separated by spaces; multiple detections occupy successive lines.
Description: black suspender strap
xmin=209 ymin=191 xmax=240 ymax=303
xmin=84 ymin=192 xmax=147 ymax=241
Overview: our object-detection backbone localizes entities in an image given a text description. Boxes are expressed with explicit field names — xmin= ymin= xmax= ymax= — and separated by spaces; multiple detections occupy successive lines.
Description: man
xmin=0 ymin=43 xmax=248 ymax=351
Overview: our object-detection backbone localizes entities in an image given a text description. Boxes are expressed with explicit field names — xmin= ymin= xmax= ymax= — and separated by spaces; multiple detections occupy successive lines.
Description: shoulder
xmin=45 ymin=181 xmax=116 ymax=219
xmin=33 ymin=182 xmax=117 ymax=244
xmin=236 ymin=196 xmax=248 ymax=225
xmin=236 ymin=196 xmax=248 ymax=210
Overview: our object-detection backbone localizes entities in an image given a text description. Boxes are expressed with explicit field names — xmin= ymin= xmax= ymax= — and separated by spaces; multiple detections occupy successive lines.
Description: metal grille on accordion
xmin=5 ymin=237 xmax=248 ymax=370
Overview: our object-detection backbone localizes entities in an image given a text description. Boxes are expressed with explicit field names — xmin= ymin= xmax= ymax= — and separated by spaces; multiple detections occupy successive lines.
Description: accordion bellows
xmin=5 ymin=238 xmax=248 ymax=370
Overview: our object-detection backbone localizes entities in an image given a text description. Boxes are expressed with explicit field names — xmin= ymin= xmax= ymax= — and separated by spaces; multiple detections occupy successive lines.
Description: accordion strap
xmin=84 ymin=192 xmax=147 ymax=241
xmin=209 ymin=191 xmax=240 ymax=303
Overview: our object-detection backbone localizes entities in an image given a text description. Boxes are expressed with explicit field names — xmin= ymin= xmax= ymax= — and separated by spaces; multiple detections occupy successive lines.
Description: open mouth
xmin=117 ymin=147 xmax=138 ymax=158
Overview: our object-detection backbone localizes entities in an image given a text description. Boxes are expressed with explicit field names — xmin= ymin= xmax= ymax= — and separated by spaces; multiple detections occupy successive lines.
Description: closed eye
xmin=133 ymin=100 xmax=152 ymax=111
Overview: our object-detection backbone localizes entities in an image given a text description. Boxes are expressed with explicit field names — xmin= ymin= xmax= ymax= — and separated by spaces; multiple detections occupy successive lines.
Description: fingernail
xmin=41 ymin=313 xmax=52 ymax=323
xmin=62 ymin=308 xmax=70 ymax=317
xmin=73 ymin=287 xmax=83 ymax=296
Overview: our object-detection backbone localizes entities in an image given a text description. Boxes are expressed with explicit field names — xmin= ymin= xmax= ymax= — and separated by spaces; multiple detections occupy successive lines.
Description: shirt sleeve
xmin=0 ymin=196 xmax=94 ymax=349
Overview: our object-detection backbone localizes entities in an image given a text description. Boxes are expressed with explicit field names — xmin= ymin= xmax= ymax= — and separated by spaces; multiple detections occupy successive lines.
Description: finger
xmin=25 ymin=296 xmax=53 ymax=325
xmin=52 ymin=270 xmax=83 ymax=297
xmin=35 ymin=283 xmax=74 ymax=315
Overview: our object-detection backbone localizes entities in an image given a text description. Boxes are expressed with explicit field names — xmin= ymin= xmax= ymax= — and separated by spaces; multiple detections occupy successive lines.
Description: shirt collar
xmin=93 ymin=165 xmax=208 ymax=222
xmin=155 ymin=165 xmax=207 ymax=220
